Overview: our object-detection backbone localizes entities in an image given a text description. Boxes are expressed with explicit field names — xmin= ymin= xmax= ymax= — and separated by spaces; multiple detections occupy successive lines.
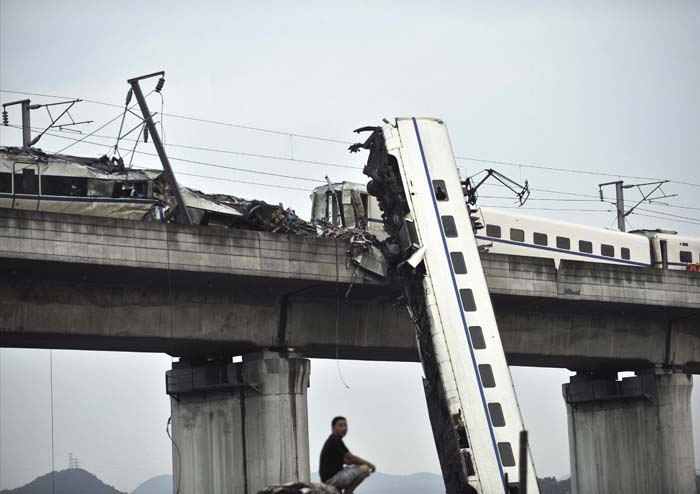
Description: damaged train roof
xmin=0 ymin=146 xmax=387 ymax=277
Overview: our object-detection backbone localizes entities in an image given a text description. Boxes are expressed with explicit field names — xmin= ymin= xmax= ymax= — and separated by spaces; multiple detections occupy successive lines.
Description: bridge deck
xmin=1 ymin=209 xmax=699 ymax=371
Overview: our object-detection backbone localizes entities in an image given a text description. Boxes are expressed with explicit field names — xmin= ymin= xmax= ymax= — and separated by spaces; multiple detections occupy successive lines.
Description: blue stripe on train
xmin=475 ymin=235 xmax=651 ymax=267
xmin=0 ymin=193 xmax=156 ymax=204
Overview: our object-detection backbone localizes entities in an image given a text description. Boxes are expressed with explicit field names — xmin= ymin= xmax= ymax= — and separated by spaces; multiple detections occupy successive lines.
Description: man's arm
xmin=344 ymin=452 xmax=376 ymax=472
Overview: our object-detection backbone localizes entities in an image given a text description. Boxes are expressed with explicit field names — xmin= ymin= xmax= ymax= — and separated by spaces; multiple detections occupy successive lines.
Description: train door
xmin=13 ymin=161 xmax=40 ymax=210
xmin=660 ymin=239 xmax=668 ymax=270
xmin=0 ymin=162 xmax=12 ymax=209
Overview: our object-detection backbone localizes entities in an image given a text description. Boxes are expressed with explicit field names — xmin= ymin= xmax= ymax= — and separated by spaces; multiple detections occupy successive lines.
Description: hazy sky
xmin=1 ymin=0 xmax=699 ymax=491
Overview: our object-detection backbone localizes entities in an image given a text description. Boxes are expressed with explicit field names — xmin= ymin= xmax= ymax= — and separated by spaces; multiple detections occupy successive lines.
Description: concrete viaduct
xmin=1 ymin=209 xmax=699 ymax=494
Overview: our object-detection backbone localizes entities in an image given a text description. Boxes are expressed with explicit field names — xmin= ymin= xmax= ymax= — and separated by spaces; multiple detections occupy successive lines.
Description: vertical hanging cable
xmin=334 ymin=240 xmax=350 ymax=389
xmin=0 ymin=348 xmax=3 ymax=490
xmin=49 ymin=349 xmax=55 ymax=494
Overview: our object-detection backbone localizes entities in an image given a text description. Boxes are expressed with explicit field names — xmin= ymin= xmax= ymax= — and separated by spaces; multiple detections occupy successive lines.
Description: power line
xmin=4 ymin=109 xmax=700 ymax=221
xmin=14 ymin=128 xmax=328 ymax=184
xmin=10 ymin=125 xmax=360 ymax=179
xmin=633 ymin=206 xmax=700 ymax=224
xmin=457 ymin=156 xmax=700 ymax=188
xmin=632 ymin=212 xmax=700 ymax=227
xmin=49 ymin=350 xmax=55 ymax=494
xmin=30 ymin=127 xmax=700 ymax=214
xmin=479 ymin=195 xmax=602 ymax=203
xmin=177 ymin=172 xmax=311 ymax=192
xmin=483 ymin=206 xmax=612 ymax=212
xmin=5 ymin=89 xmax=700 ymax=189
xmin=0 ymin=89 xmax=354 ymax=144
xmin=46 ymin=126 xmax=361 ymax=170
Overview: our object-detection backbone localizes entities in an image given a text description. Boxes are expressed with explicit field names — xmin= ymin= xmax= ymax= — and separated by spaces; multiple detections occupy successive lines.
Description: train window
xmin=533 ymin=232 xmax=548 ymax=246
xmin=488 ymin=403 xmax=506 ymax=427
xmin=486 ymin=224 xmax=501 ymax=238
xmin=432 ymin=180 xmax=448 ymax=201
xmin=14 ymin=168 xmax=38 ymax=194
xmin=0 ymin=172 xmax=11 ymax=193
xmin=680 ymin=251 xmax=692 ymax=263
xmin=459 ymin=289 xmax=477 ymax=311
xmin=579 ymin=240 xmax=593 ymax=253
xmin=41 ymin=176 xmax=88 ymax=197
xmin=556 ymin=236 xmax=571 ymax=250
xmin=621 ymin=247 xmax=630 ymax=260
xmin=478 ymin=364 xmax=496 ymax=387
xmin=510 ymin=228 xmax=525 ymax=242
xmin=442 ymin=216 xmax=458 ymax=237
xmin=601 ymin=244 xmax=615 ymax=257
xmin=469 ymin=326 xmax=486 ymax=349
xmin=450 ymin=252 xmax=467 ymax=274
xmin=498 ymin=443 xmax=516 ymax=467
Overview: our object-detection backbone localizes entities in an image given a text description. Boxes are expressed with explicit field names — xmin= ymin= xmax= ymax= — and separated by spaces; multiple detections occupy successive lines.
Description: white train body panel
xmin=312 ymin=185 xmax=700 ymax=272
xmin=0 ymin=155 xmax=157 ymax=220
xmin=477 ymin=209 xmax=652 ymax=268
xmin=384 ymin=118 xmax=538 ymax=493
xmin=633 ymin=230 xmax=700 ymax=270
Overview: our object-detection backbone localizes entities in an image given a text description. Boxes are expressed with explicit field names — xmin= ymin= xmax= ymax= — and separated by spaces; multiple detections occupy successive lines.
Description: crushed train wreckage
xmin=0 ymin=146 xmax=388 ymax=278
xmin=257 ymin=482 xmax=339 ymax=494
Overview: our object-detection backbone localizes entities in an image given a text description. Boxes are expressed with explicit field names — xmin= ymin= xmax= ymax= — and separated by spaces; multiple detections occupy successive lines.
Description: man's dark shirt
xmin=319 ymin=434 xmax=349 ymax=482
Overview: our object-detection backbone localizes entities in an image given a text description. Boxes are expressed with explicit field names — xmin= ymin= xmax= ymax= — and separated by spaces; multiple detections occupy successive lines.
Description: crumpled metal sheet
xmin=257 ymin=482 xmax=339 ymax=494
xmin=0 ymin=146 xmax=390 ymax=276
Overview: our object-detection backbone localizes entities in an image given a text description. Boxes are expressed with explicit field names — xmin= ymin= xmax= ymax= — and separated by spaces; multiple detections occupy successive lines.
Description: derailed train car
xmin=0 ymin=146 xmax=162 ymax=220
xmin=0 ymin=146 xmax=318 ymax=235
xmin=310 ymin=182 xmax=700 ymax=272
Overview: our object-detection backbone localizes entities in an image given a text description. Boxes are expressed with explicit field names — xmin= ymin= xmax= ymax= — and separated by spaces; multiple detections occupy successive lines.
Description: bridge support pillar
xmin=563 ymin=368 xmax=694 ymax=494
xmin=166 ymin=351 xmax=311 ymax=494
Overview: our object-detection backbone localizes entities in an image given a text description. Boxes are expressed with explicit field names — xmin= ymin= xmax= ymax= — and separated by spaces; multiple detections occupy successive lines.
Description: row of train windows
xmin=485 ymin=224 xmax=632 ymax=260
xmin=432 ymin=200 xmax=517 ymax=468
xmin=0 ymin=172 xmax=149 ymax=198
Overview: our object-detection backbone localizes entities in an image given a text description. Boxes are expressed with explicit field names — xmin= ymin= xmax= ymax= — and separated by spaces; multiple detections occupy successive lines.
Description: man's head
xmin=331 ymin=416 xmax=347 ymax=437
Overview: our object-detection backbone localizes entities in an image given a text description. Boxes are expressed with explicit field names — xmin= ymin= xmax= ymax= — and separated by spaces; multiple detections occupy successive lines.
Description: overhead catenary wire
xmin=3 ymin=101 xmax=699 ymax=226
xmin=632 ymin=212 xmax=700 ymax=227
xmin=6 ymin=125 xmax=700 ymax=225
xmin=11 ymin=128 xmax=328 ymax=184
xmin=26 ymin=125 xmax=362 ymax=171
xmin=31 ymin=127 xmax=700 ymax=216
xmin=4 ymin=89 xmax=700 ymax=189
xmin=177 ymin=172 xmax=311 ymax=192
xmin=0 ymin=89 xmax=353 ymax=145
xmin=49 ymin=91 xmax=154 ymax=155
xmin=49 ymin=350 xmax=55 ymax=494
xmin=456 ymin=156 xmax=700 ymax=189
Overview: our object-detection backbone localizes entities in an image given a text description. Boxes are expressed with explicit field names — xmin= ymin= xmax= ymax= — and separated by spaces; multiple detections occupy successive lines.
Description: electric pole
xmin=127 ymin=71 xmax=193 ymax=226
xmin=2 ymin=99 xmax=33 ymax=150
xmin=599 ymin=179 xmax=675 ymax=232
xmin=2 ymin=98 xmax=90 ymax=150
xmin=599 ymin=180 xmax=626 ymax=231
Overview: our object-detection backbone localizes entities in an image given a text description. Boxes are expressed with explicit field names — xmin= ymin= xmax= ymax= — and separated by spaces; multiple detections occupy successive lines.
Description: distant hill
xmin=131 ymin=475 xmax=172 ymax=494
xmin=0 ymin=469 xmax=125 ymax=494
xmin=538 ymin=476 xmax=572 ymax=494
xmin=8 ymin=469 xmax=699 ymax=494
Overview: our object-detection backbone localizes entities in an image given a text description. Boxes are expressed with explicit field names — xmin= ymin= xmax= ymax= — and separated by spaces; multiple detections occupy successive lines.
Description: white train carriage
xmin=632 ymin=229 xmax=700 ymax=270
xmin=0 ymin=149 xmax=160 ymax=220
xmin=311 ymin=182 xmax=700 ymax=271
xmin=476 ymin=208 xmax=652 ymax=269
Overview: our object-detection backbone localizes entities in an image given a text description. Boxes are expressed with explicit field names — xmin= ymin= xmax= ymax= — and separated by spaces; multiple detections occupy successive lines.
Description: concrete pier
xmin=166 ymin=352 xmax=311 ymax=494
xmin=563 ymin=368 xmax=695 ymax=494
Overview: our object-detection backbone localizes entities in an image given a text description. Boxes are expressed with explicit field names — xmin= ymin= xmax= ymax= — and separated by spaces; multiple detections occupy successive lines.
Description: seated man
xmin=319 ymin=416 xmax=375 ymax=493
